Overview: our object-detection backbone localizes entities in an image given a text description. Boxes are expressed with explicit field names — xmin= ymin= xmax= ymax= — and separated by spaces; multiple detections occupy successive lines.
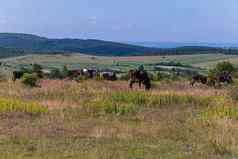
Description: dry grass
xmin=0 ymin=79 xmax=237 ymax=158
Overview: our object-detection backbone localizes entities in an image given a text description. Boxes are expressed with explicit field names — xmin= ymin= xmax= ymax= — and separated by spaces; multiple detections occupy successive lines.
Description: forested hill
xmin=0 ymin=33 xmax=238 ymax=58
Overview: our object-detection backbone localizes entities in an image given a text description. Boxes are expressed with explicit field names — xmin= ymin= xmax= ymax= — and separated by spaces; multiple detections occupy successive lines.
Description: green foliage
xmin=61 ymin=65 xmax=69 ymax=78
xmin=209 ymin=61 xmax=235 ymax=76
xmin=21 ymin=73 xmax=39 ymax=87
xmin=32 ymin=64 xmax=42 ymax=73
xmin=155 ymin=61 xmax=192 ymax=68
xmin=32 ymin=63 xmax=43 ymax=77
xmin=49 ymin=68 xmax=62 ymax=79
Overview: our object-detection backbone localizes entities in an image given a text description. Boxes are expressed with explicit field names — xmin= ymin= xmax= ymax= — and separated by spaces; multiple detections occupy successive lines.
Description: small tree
xmin=21 ymin=73 xmax=39 ymax=87
xmin=32 ymin=64 xmax=43 ymax=78
xmin=209 ymin=61 xmax=235 ymax=76
xmin=61 ymin=65 xmax=69 ymax=78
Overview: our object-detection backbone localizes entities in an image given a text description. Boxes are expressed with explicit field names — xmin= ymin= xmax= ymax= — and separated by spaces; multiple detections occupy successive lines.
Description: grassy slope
xmin=1 ymin=54 xmax=238 ymax=72
xmin=0 ymin=80 xmax=237 ymax=158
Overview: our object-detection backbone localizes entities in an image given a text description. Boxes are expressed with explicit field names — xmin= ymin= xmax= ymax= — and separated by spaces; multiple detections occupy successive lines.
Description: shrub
xmin=61 ymin=65 xmax=69 ymax=79
xmin=209 ymin=61 xmax=235 ymax=76
xmin=21 ymin=73 xmax=39 ymax=87
xmin=32 ymin=64 xmax=43 ymax=78
xmin=49 ymin=68 xmax=62 ymax=79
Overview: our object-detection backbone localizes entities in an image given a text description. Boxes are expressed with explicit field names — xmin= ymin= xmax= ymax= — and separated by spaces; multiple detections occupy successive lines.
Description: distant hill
xmin=0 ymin=47 xmax=29 ymax=58
xmin=128 ymin=41 xmax=238 ymax=48
xmin=0 ymin=33 xmax=160 ymax=56
xmin=0 ymin=33 xmax=238 ymax=58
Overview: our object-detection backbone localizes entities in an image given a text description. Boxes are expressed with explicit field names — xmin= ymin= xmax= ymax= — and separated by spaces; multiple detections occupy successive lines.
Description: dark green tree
xmin=32 ymin=63 xmax=43 ymax=77
xmin=61 ymin=65 xmax=69 ymax=78
xmin=209 ymin=61 xmax=235 ymax=76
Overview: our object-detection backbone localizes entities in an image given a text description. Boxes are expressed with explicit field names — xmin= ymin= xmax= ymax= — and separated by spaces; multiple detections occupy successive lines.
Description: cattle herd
xmin=190 ymin=73 xmax=233 ymax=87
xmin=11 ymin=66 xmax=235 ymax=90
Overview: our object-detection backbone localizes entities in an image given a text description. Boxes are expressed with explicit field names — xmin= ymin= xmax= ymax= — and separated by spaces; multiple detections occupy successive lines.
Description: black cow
xmin=101 ymin=72 xmax=117 ymax=81
xmin=12 ymin=71 xmax=25 ymax=82
xmin=128 ymin=69 xmax=151 ymax=90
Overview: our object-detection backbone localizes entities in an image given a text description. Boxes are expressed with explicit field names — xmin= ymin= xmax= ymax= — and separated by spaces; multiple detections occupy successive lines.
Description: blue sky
xmin=1 ymin=0 xmax=238 ymax=42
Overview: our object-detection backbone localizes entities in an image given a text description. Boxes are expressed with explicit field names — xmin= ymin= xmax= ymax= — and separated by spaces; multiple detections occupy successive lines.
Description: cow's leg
xmin=129 ymin=79 xmax=135 ymax=89
xmin=144 ymin=80 xmax=151 ymax=90
xmin=138 ymin=80 xmax=142 ymax=88
xmin=190 ymin=80 xmax=195 ymax=86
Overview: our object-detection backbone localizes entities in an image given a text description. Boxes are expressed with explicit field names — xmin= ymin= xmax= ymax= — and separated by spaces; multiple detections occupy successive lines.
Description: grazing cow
xmin=12 ymin=71 xmax=25 ymax=82
xmin=216 ymin=74 xmax=233 ymax=84
xmin=100 ymin=72 xmax=117 ymax=81
xmin=191 ymin=74 xmax=233 ymax=87
xmin=128 ymin=69 xmax=151 ymax=90
xmin=190 ymin=74 xmax=208 ymax=86
xmin=81 ymin=69 xmax=98 ymax=79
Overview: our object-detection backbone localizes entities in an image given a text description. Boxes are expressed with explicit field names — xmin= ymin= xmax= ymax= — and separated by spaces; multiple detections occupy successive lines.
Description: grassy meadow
xmin=0 ymin=79 xmax=238 ymax=158
xmin=0 ymin=53 xmax=238 ymax=158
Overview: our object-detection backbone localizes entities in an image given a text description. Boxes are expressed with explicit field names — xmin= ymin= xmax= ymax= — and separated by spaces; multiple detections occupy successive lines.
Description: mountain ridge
xmin=0 ymin=33 xmax=238 ymax=58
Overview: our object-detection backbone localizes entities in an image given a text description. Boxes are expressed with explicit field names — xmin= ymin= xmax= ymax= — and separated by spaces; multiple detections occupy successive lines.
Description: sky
xmin=1 ymin=0 xmax=238 ymax=42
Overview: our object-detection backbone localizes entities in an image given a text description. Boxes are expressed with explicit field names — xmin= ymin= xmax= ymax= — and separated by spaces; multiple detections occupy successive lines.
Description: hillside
xmin=0 ymin=33 xmax=238 ymax=57
xmin=0 ymin=47 xmax=29 ymax=58
xmin=0 ymin=33 xmax=160 ymax=56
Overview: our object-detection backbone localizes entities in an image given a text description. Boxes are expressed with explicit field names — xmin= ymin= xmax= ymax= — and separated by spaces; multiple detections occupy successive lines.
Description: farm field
xmin=1 ymin=54 xmax=238 ymax=72
xmin=0 ymin=79 xmax=237 ymax=158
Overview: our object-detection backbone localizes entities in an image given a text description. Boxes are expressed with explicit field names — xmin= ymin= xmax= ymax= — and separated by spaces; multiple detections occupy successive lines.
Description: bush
xmin=49 ymin=68 xmax=62 ymax=79
xmin=61 ymin=65 xmax=69 ymax=79
xmin=21 ymin=73 xmax=39 ymax=87
xmin=32 ymin=64 xmax=43 ymax=78
xmin=209 ymin=61 xmax=235 ymax=76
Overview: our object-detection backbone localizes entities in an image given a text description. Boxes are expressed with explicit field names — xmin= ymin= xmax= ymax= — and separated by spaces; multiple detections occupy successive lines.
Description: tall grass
xmin=203 ymin=105 xmax=238 ymax=119
xmin=84 ymin=91 xmax=220 ymax=115
xmin=0 ymin=97 xmax=48 ymax=114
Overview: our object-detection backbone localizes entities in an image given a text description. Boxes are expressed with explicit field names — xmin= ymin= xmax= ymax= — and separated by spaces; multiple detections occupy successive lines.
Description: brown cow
xmin=191 ymin=74 xmax=233 ymax=87
xmin=190 ymin=74 xmax=208 ymax=86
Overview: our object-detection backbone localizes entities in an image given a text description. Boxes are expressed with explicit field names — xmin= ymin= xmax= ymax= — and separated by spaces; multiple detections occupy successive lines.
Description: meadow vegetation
xmin=0 ymin=79 xmax=237 ymax=158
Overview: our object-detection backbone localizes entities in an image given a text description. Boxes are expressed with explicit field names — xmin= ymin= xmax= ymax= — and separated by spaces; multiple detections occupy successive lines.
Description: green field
xmin=1 ymin=53 xmax=238 ymax=75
